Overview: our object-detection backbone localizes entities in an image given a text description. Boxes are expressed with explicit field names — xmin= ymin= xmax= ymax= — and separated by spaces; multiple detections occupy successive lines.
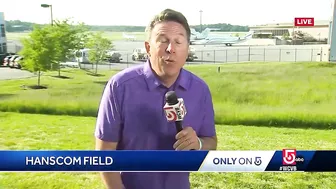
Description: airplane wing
xmin=122 ymin=32 xmax=136 ymax=41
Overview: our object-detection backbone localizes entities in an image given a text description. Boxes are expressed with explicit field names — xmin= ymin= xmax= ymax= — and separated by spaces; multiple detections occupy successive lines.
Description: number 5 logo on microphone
xmin=282 ymin=149 xmax=296 ymax=165
xmin=178 ymin=99 xmax=187 ymax=118
xmin=164 ymin=106 xmax=177 ymax=121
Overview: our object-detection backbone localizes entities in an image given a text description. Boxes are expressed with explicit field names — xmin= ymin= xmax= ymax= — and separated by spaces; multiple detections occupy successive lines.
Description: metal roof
xmin=249 ymin=20 xmax=331 ymax=28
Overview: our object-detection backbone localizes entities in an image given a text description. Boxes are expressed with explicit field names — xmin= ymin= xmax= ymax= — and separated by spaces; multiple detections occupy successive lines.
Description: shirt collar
xmin=143 ymin=60 xmax=190 ymax=91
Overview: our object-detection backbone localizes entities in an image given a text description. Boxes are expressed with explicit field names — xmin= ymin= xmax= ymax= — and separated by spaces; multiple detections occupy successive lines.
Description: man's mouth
xmin=162 ymin=56 xmax=175 ymax=63
xmin=165 ymin=59 xmax=174 ymax=63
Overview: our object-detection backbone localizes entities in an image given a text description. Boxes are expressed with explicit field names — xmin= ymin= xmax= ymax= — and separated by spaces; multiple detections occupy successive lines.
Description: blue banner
xmin=264 ymin=150 xmax=315 ymax=171
xmin=0 ymin=151 xmax=208 ymax=171
xmin=0 ymin=150 xmax=335 ymax=172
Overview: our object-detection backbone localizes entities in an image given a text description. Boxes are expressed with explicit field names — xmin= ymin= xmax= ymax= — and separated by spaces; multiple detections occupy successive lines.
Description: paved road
xmin=79 ymin=62 xmax=143 ymax=70
xmin=0 ymin=67 xmax=35 ymax=80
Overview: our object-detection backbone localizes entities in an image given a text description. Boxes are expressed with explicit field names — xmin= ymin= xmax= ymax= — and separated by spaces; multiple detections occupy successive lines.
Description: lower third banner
xmin=0 ymin=150 xmax=335 ymax=172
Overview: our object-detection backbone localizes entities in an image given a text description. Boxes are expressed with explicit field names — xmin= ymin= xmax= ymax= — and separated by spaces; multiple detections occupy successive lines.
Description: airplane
xmin=122 ymin=32 xmax=136 ymax=41
xmin=191 ymin=31 xmax=254 ymax=46
xmin=190 ymin=28 xmax=220 ymax=43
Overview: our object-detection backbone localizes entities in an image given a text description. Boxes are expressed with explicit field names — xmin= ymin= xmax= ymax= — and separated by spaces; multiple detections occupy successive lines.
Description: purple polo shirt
xmin=95 ymin=60 xmax=216 ymax=189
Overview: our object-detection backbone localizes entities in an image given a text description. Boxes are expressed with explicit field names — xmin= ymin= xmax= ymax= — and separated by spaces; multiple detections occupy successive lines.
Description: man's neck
xmin=148 ymin=61 xmax=181 ymax=88
xmin=159 ymin=74 xmax=179 ymax=88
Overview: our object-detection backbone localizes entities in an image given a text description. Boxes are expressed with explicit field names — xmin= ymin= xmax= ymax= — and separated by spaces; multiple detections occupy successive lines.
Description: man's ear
xmin=145 ymin=41 xmax=150 ymax=56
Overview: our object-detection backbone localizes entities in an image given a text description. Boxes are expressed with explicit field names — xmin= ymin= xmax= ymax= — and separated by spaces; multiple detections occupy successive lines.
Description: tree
xmin=19 ymin=25 xmax=56 ymax=87
xmin=51 ymin=19 xmax=90 ymax=76
xmin=85 ymin=32 xmax=114 ymax=75
xmin=282 ymin=33 xmax=290 ymax=40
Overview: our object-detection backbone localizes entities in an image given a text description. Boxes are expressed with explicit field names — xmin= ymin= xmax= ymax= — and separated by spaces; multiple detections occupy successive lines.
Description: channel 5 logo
xmin=282 ymin=149 xmax=297 ymax=165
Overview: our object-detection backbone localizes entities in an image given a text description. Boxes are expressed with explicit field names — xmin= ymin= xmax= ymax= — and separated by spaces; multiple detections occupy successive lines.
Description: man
xmin=95 ymin=8 xmax=217 ymax=189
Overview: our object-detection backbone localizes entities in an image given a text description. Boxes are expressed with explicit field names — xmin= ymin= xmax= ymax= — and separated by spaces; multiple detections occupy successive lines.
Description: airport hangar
xmin=248 ymin=20 xmax=331 ymax=41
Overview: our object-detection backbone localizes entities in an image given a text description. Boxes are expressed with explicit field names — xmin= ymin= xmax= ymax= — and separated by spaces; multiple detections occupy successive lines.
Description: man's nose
xmin=166 ymin=43 xmax=176 ymax=54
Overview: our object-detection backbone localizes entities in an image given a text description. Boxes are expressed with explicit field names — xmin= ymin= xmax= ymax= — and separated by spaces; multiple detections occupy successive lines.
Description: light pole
xmin=199 ymin=10 xmax=203 ymax=32
xmin=329 ymin=0 xmax=336 ymax=62
xmin=41 ymin=4 xmax=53 ymax=26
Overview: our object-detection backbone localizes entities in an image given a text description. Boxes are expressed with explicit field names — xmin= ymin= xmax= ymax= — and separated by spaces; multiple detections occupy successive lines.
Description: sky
xmin=0 ymin=0 xmax=334 ymax=26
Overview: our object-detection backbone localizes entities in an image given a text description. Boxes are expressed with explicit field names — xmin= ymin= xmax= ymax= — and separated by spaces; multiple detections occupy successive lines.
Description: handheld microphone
xmin=163 ymin=91 xmax=187 ymax=133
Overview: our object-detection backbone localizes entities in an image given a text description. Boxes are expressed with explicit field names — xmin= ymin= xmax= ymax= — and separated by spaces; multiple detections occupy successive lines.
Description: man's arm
xmin=173 ymin=84 xmax=217 ymax=151
xmin=94 ymin=78 xmax=124 ymax=189
xmin=96 ymin=139 xmax=124 ymax=189
xmin=199 ymin=136 xmax=217 ymax=150
xmin=174 ymin=127 xmax=217 ymax=150
xmin=198 ymin=84 xmax=217 ymax=150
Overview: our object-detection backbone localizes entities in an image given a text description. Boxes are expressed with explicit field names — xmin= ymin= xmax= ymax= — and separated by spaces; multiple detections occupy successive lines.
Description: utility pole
xmin=329 ymin=0 xmax=336 ymax=62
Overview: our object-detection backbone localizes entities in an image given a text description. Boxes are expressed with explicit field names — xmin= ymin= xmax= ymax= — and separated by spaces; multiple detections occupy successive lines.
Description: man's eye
xmin=159 ymin=38 xmax=168 ymax=43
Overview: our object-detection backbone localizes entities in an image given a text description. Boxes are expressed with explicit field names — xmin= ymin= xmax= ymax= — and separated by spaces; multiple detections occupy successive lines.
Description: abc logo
xmin=295 ymin=155 xmax=305 ymax=165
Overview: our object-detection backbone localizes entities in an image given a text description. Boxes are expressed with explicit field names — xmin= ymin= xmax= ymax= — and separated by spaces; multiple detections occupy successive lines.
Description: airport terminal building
xmin=249 ymin=20 xmax=331 ymax=41
xmin=0 ymin=12 xmax=7 ymax=59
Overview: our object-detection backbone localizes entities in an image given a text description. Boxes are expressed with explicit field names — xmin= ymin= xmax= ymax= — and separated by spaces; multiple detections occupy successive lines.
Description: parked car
xmin=132 ymin=48 xmax=148 ymax=61
xmin=106 ymin=51 xmax=123 ymax=63
xmin=3 ymin=55 xmax=13 ymax=67
xmin=187 ymin=47 xmax=198 ymax=61
xmin=8 ymin=55 xmax=20 ymax=68
xmin=75 ymin=49 xmax=123 ymax=64
xmin=11 ymin=56 xmax=23 ymax=69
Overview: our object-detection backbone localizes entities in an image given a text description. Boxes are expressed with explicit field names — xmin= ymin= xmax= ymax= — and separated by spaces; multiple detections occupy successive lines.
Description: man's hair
xmin=145 ymin=9 xmax=191 ymax=42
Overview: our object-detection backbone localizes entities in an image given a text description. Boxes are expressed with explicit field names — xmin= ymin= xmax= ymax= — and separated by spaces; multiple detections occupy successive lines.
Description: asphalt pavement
xmin=0 ymin=67 xmax=35 ymax=80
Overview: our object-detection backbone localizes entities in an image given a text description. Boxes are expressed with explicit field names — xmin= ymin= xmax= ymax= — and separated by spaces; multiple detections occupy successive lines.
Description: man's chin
xmin=162 ymin=70 xmax=180 ymax=78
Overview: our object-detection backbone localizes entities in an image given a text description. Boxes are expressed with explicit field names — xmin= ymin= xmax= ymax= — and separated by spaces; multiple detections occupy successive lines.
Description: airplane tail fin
xmin=190 ymin=28 xmax=198 ymax=35
xmin=201 ymin=28 xmax=211 ymax=38
xmin=243 ymin=31 xmax=254 ymax=39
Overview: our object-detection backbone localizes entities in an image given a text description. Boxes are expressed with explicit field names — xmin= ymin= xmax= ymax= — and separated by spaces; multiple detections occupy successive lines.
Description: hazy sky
xmin=0 ymin=0 xmax=334 ymax=26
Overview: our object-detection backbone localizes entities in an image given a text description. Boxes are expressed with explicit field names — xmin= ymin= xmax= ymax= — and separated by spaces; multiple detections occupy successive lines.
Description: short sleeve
xmin=198 ymin=85 xmax=216 ymax=137
xmin=94 ymin=78 xmax=122 ymax=142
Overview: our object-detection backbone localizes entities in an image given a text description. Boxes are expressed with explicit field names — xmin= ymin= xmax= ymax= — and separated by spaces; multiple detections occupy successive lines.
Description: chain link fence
xmin=76 ymin=46 xmax=330 ymax=71
xmin=118 ymin=46 xmax=329 ymax=64
xmin=188 ymin=46 xmax=328 ymax=64
xmin=7 ymin=41 xmax=330 ymax=71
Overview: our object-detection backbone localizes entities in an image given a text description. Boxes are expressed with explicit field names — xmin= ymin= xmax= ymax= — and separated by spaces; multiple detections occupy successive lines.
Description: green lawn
xmin=1 ymin=62 xmax=336 ymax=129
xmin=0 ymin=112 xmax=335 ymax=189
xmin=6 ymin=32 xmax=30 ymax=41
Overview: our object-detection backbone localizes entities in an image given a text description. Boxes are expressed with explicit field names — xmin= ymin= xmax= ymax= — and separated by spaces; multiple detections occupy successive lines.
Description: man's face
xmin=145 ymin=21 xmax=189 ymax=79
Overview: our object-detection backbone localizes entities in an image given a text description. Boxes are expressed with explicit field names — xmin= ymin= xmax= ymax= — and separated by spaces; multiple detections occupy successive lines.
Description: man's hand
xmin=173 ymin=127 xmax=200 ymax=150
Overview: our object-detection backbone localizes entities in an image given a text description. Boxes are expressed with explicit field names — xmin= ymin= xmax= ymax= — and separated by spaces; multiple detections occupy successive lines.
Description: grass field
xmin=6 ymin=32 xmax=31 ymax=41
xmin=1 ymin=61 xmax=336 ymax=188
xmin=0 ymin=112 xmax=335 ymax=189
xmin=1 ymin=62 xmax=336 ymax=128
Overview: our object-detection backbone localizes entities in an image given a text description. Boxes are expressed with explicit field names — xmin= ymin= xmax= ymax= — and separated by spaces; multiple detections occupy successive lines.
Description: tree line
xmin=19 ymin=19 xmax=114 ymax=87
xmin=5 ymin=20 xmax=250 ymax=32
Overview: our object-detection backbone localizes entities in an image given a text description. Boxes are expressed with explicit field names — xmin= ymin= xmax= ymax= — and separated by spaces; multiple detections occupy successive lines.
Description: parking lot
xmin=0 ymin=67 xmax=34 ymax=80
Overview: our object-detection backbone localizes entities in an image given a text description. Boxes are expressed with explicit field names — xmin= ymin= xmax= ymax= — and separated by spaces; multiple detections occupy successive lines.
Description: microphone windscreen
xmin=165 ymin=91 xmax=178 ymax=105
